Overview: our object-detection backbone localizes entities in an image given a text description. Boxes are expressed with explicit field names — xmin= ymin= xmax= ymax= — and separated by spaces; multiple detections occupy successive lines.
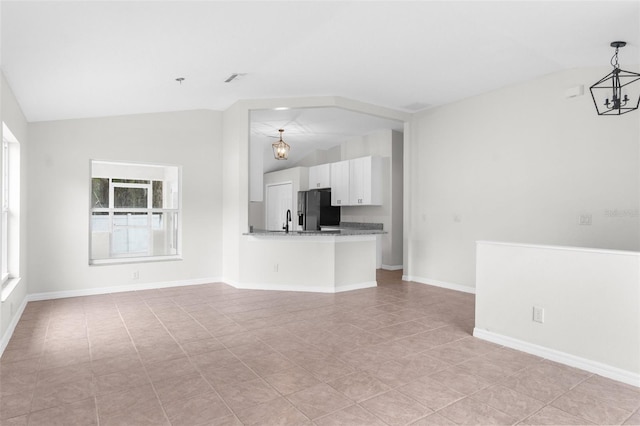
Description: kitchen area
xmin=244 ymin=107 xmax=404 ymax=293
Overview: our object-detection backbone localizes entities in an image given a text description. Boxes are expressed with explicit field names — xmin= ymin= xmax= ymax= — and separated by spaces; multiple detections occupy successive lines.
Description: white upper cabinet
xmin=349 ymin=156 xmax=382 ymax=205
xmin=330 ymin=160 xmax=350 ymax=206
xmin=330 ymin=156 xmax=382 ymax=206
xmin=308 ymin=163 xmax=331 ymax=189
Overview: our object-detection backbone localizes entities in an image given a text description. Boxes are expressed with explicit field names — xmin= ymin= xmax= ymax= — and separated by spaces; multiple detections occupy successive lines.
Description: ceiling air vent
xmin=224 ymin=73 xmax=245 ymax=83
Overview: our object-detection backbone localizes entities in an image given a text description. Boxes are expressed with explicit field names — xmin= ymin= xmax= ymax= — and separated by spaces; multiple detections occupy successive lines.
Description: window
xmin=1 ymin=122 xmax=20 ymax=297
xmin=90 ymin=160 xmax=181 ymax=264
xmin=1 ymin=139 xmax=9 ymax=282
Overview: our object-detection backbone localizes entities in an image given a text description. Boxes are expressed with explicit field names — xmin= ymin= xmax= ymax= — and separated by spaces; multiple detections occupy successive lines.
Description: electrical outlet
xmin=533 ymin=306 xmax=545 ymax=323
xmin=132 ymin=271 xmax=139 ymax=280
xmin=578 ymin=214 xmax=592 ymax=225
xmin=274 ymin=264 xmax=279 ymax=273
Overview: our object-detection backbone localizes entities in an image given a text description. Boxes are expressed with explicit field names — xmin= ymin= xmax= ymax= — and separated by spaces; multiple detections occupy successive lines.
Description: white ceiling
xmin=2 ymin=0 xmax=639 ymax=171
xmin=2 ymin=1 xmax=639 ymax=124
xmin=6 ymin=1 xmax=638 ymax=173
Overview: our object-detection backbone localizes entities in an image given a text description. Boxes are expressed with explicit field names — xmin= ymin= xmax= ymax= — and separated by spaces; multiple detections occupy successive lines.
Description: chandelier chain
xmin=610 ymin=46 xmax=620 ymax=69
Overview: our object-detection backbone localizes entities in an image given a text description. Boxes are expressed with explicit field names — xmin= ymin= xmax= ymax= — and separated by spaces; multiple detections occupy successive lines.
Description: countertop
xmin=245 ymin=228 xmax=386 ymax=237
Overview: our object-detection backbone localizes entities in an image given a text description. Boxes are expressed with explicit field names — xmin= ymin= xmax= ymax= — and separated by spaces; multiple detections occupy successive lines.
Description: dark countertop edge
xmin=336 ymin=222 xmax=384 ymax=230
xmin=244 ymin=229 xmax=386 ymax=237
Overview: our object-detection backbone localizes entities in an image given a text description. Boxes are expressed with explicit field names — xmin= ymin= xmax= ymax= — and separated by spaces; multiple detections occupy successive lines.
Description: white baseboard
xmin=0 ymin=296 xmax=28 ymax=356
xmin=473 ymin=328 xmax=640 ymax=388
xmin=381 ymin=264 xmax=403 ymax=271
xmin=221 ymin=278 xmax=239 ymax=288
xmin=402 ymin=275 xmax=475 ymax=294
xmin=233 ymin=280 xmax=377 ymax=294
xmin=27 ymin=277 xmax=224 ymax=302
xmin=336 ymin=281 xmax=377 ymax=293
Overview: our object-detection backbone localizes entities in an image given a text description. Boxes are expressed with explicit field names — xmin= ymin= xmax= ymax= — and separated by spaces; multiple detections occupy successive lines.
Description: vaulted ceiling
xmin=2 ymin=1 xmax=638 ymax=123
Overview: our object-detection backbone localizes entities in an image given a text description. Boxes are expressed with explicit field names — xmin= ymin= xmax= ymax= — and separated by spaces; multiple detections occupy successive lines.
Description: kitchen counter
xmin=239 ymin=230 xmax=379 ymax=293
xmin=244 ymin=228 xmax=386 ymax=237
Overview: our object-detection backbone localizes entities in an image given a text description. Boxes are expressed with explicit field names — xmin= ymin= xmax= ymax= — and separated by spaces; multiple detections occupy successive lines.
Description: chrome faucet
xmin=284 ymin=209 xmax=291 ymax=233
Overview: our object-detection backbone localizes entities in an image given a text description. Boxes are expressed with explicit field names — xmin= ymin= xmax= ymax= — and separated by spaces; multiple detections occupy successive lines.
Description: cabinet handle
xmin=317 ymin=183 xmax=320 ymax=187
xmin=337 ymin=200 xmax=341 ymax=204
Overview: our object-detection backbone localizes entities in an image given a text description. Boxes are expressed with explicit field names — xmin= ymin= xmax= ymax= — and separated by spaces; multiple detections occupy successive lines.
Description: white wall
xmin=390 ymin=130 xmax=403 ymax=268
xmin=27 ymin=110 xmax=223 ymax=296
xmin=291 ymin=146 xmax=341 ymax=169
xmin=221 ymin=102 xmax=250 ymax=286
xmin=406 ymin=67 xmax=640 ymax=291
xmin=475 ymin=241 xmax=640 ymax=386
xmin=1 ymin=73 xmax=29 ymax=345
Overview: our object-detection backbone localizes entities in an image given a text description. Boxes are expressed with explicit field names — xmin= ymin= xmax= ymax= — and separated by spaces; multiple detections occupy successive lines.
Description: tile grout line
xmin=392 ymin=347 xmax=546 ymax=425
xmin=25 ymin=302 xmax=53 ymax=422
xmin=169 ymin=294 xmax=277 ymax=425
xmin=114 ymin=294 xmax=175 ymax=426
xmin=5 ymin=275 xmax=636 ymax=426
xmin=84 ymin=298 xmax=101 ymax=426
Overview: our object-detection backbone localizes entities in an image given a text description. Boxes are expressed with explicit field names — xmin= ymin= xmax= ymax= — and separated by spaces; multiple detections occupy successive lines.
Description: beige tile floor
xmin=1 ymin=270 xmax=639 ymax=425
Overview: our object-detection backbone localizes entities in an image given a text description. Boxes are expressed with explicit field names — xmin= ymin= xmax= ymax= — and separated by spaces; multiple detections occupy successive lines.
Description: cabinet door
xmin=318 ymin=163 xmax=331 ymax=188
xmin=349 ymin=156 xmax=382 ymax=205
xmin=330 ymin=160 xmax=349 ymax=206
xmin=349 ymin=157 xmax=366 ymax=205
xmin=309 ymin=164 xmax=331 ymax=189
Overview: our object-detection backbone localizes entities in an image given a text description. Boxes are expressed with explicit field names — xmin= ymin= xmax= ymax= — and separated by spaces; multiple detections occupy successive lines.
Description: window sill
xmin=1 ymin=277 xmax=22 ymax=302
xmin=90 ymin=255 xmax=182 ymax=266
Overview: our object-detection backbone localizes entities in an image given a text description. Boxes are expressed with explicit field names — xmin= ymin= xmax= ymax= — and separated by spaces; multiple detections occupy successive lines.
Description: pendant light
xmin=272 ymin=129 xmax=290 ymax=160
xmin=589 ymin=41 xmax=640 ymax=115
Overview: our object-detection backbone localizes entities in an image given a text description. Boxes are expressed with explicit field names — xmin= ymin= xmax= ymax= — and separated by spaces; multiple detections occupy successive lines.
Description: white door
xmin=266 ymin=182 xmax=293 ymax=231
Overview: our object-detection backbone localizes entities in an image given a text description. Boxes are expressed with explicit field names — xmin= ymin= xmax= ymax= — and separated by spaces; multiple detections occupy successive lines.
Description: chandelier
xmin=272 ymin=129 xmax=290 ymax=160
xmin=589 ymin=41 xmax=640 ymax=116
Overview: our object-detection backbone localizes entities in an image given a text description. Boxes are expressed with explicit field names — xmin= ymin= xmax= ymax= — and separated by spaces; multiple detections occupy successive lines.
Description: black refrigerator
xmin=297 ymin=189 xmax=340 ymax=230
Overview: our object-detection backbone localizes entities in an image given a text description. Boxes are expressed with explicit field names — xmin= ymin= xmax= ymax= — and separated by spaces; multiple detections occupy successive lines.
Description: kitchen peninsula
xmin=241 ymin=227 xmax=385 ymax=293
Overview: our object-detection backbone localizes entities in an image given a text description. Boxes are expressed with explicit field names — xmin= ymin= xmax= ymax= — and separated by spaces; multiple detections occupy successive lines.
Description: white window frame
xmin=112 ymin=181 xmax=152 ymax=256
xmin=1 ymin=139 xmax=9 ymax=284
xmin=90 ymin=160 xmax=182 ymax=265
xmin=1 ymin=122 xmax=21 ymax=302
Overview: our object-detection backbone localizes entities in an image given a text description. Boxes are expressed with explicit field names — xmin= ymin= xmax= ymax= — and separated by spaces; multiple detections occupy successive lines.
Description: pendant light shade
xmin=589 ymin=41 xmax=640 ymax=116
xmin=272 ymin=129 xmax=290 ymax=160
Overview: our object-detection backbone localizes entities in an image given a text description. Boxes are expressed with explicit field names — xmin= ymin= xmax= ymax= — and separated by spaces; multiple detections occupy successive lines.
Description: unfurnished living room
xmin=1 ymin=1 xmax=639 ymax=425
